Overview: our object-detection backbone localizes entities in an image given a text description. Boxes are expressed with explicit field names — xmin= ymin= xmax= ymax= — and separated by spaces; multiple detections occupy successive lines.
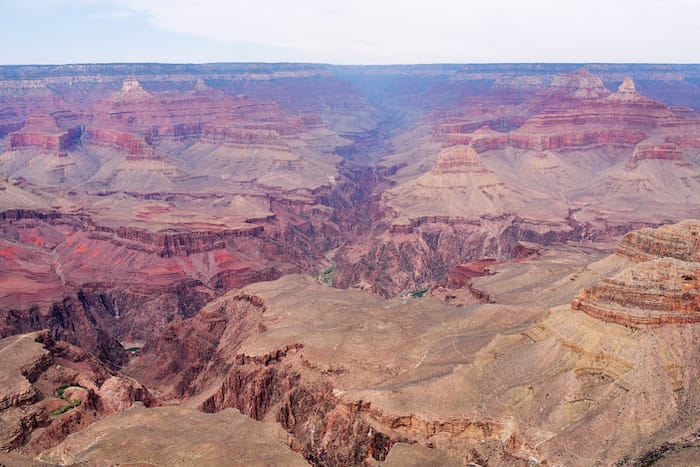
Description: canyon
xmin=1 ymin=63 xmax=700 ymax=465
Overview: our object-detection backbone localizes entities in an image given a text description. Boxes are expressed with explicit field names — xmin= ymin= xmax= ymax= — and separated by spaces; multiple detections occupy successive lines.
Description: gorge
xmin=1 ymin=63 xmax=700 ymax=465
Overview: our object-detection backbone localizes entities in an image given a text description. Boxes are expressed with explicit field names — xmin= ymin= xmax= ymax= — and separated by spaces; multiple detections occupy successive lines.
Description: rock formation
xmin=616 ymin=219 xmax=700 ymax=263
xmin=7 ymin=114 xmax=81 ymax=154
xmin=38 ymin=405 xmax=308 ymax=466
xmin=609 ymin=76 xmax=643 ymax=101
xmin=125 ymin=275 xmax=551 ymax=465
xmin=0 ymin=64 xmax=700 ymax=465
xmin=573 ymin=220 xmax=700 ymax=325
xmin=0 ymin=330 xmax=153 ymax=454
xmin=544 ymin=69 xmax=612 ymax=100
xmin=115 ymin=222 xmax=700 ymax=465
xmin=1 ymin=65 xmax=700 ymax=299
xmin=572 ymin=257 xmax=700 ymax=325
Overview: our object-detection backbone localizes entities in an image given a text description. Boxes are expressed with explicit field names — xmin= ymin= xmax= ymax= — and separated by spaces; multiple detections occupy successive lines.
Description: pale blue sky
xmin=2 ymin=0 xmax=700 ymax=65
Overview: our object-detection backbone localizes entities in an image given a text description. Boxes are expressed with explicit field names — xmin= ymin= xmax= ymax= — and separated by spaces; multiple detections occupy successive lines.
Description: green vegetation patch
xmin=410 ymin=288 xmax=428 ymax=298
xmin=319 ymin=266 xmax=335 ymax=287
xmin=50 ymin=383 xmax=86 ymax=416
xmin=637 ymin=443 xmax=673 ymax=467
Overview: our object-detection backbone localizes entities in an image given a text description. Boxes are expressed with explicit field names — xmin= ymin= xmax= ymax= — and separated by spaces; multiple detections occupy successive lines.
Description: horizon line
xmin=1 ymin=61 xmax=700 ymax=68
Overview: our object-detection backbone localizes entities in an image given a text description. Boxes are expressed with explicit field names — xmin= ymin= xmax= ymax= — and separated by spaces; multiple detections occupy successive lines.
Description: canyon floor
xmin=1 ymin=63 xmax=700 ymax=465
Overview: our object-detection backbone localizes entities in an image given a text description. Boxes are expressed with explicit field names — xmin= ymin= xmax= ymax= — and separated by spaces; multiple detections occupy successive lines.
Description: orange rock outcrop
xmin=573 ymin=220 xmax=700 ymax=325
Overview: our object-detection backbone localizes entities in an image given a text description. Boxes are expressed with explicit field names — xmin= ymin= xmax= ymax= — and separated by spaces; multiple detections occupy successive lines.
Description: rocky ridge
xmin=107 ymin=221 xmax=700 ymax=465
xmin=573 ymin=220 xmax=700 ymax=325
xmin=1 ymin=64 xmax=700 ymax=464
xmin=0 ymin=330 xmax=154 ymax=454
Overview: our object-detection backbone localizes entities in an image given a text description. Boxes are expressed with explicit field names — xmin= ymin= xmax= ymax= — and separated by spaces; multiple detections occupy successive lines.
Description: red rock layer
xmin=199 ymin=125 xmax=288 ymax=148
xmin=94 ymin=224 xmax=265 ymax=257
xmin=446 ymin=259 xmax=497 ymax=288
xmin=440 ymin=129 xmax=648 ymax=152
xmin=572 ymin=258 xmax=700 ymax=325
xmin=625 ymin=142 xmax=683 ymax=169
xmin=433 ymin=73 xmax=681 ymax=154
xmin=616 ymin=220 xmax=700 ymax=263
xmin=432 ymin=146 xmax=488 ymax=174
xmin=573 ymin=221 xmax=700 ymax=326
xmin=540 ymin=69 xmax=611 ymax=100
xmin=83 ymin=79 xmax=310 ymax=156
xmin=7 ymin=114 xmax=81 ymax=153
xmin=83 ymin=127 xmax=155 ymax=156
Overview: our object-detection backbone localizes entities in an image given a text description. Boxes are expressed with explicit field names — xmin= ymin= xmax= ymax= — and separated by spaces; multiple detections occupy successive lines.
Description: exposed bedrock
xmin=334 ymin=220 xmax=520 ymax=296
xmin=0 ymin=330 xmax=154 ymax=453
xmin=83 ymin=127 xmax=155 ymax=156
xmin=126 ymin=291 xmax=495 ymax=465
xmin=0 ymin=169 xmax=377 ymax=345
xmin=572 ymin=257 xmax=700 ymax=325
xmin=334 ymin=215 xmax=652 ymax=297
xmin=0 ymin=295 xmax=128 ymax=366
xmin=98 ymin=224 xmax=266 ymax=257
xmin=126 ymin=275 xmax=559 ymax=465
xmin=616 ymin=219 xmax=700 ymax=263
xmin=129 ymin=294 xmax=397 ymax=465
xmin=573 ymin=220 xmax=700 ymax=326
xmin=438 ymin=127 xmax=648 ymax=152
xmin=0 ymin=278 xmax=215 ymax=363
xmin=7 ymin=115 xmax=82 ymax=154
xmin=625 ymin=141 xmax=684 ymax=169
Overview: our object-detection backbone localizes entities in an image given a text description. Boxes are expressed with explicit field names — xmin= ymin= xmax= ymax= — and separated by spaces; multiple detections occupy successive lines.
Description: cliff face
xmin=2 ymin=65 xmax=700 ymax=301
xmin=0 ymin=69 xmax=383 ymax=346
xmin=0 ymin=294 xmax=128 ymax=366
xmin=127 ymin=277 xmax=549 ymax=465
xmin=572 ymin=257 xmax=700 ymax=325
xmin=0 ymin=192 xmax=354 ymax=345
xmin=2 ymin=64 xmax=700 ymax=345
xmin=573 ymin=220 xmax=700 ymax=326
xmin=122 ymin=223 xmax=700 ymax=466
xmin=342 ymin=68 xmax=700 ymax=294
xmin=616 ymin=220 xmax=700 ymax=263
xmin=334 ymin=217 xmax=522 ymax=297
xmin=7 ymin=114 xmax=81 ymax=154
xmin=0 ymin=331 xmax=154 ymax=453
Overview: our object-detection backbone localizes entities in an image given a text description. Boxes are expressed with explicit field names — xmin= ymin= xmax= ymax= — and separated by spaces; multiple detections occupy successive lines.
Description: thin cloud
xmin=25 ymin=0 xmax=700 ymax=63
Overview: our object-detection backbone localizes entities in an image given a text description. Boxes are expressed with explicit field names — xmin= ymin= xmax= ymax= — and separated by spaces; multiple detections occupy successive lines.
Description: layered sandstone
xmin=572 ymin=257 xmax=700 ymax=325
xmin=3 ymin=219 xmax=700 ymax=465
xmin=626 ymin=141 xmax=684 ymax=169
xmin=0 ymin=63 xmax=699 ymax=466
xmin=542 ymin=69 xmax=611 ymax=100
xmin=572 ymin=221 xmax=700 ymax=326
xmin=82 ymin=78 xmax=310 ymax=159
xmin=125 ymin=247 xmax=700 ymax=466
xmin=510 ymin=76 xmax=673 ymax=152
xmin=609 ymin=76 xmax=643 ymax=101
xmin=83 ymin=127 xmax=155 ymax=156
xmin=7 ymin=114 xmax=81 ymax=153
xmin=3 ymin=65 xmax=700 ymax=303
xmin=431 ymin=145 xmax=487 ymax=174
xmin=0 ymin=73 xmax=358 ymax=347
xmin=359 ymin=69 xmax=700 ymax=295
xmin=384 ymin=144 xmax=567 ymax=221
xmin=616 ymin=219 xmax=700 ymax=263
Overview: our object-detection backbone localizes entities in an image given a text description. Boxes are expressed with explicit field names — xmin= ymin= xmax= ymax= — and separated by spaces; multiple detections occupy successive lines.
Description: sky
xmin=2 ymin=0 xmax=700 ymax=65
